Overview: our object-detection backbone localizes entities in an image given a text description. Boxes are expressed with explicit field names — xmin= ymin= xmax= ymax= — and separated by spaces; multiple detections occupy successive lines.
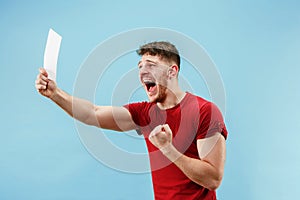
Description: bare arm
xmin=35 ymin=68 xmax=136 ymax=131
xmin=149 ymin=125 xmax=226 ymax=191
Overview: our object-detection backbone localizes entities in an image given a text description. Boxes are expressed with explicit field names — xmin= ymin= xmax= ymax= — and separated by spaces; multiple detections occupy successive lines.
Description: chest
xmin=140 ymin=105 xmax=199 ymax=155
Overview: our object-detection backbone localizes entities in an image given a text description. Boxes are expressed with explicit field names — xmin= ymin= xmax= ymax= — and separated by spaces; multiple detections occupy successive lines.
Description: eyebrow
xmin=137 ymin=59 xmax=157 ymax=66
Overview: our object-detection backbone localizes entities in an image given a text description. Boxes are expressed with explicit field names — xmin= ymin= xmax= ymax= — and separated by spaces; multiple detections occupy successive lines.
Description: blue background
xmin=1 ymin=0 xmax=300 ymax=199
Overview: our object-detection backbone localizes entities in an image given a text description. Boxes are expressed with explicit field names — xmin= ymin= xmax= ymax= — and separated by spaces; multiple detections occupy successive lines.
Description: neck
xmin=157 ymin=88 xmax=186 ymax=110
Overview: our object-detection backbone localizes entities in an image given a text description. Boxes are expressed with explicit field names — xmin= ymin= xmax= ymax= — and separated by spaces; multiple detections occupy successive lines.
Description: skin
xmin=35 ymin=53 xmax=226 ymax=191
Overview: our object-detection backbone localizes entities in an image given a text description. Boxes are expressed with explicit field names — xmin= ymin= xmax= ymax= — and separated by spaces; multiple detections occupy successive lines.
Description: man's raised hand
xmin=35 ymin=68 xmax=57 ymax=99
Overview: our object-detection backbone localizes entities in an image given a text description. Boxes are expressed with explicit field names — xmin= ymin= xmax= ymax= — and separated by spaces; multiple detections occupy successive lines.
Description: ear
xmin=168 ymin=65 xmax=179 ymax=78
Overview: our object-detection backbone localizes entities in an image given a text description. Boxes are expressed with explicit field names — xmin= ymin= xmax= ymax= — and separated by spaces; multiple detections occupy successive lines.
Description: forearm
xmin=162 ymin=145 xmax=223 ymax=190
xmin=50 ymin=88 xmax=98 ymax=126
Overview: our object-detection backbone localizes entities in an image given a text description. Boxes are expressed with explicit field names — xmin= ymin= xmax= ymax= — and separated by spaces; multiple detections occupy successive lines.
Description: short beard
xmin=153 ymin=84 xmax=167 ymax=103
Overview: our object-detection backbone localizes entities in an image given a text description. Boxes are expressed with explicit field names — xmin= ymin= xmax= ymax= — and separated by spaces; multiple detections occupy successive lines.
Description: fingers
xmin=149 ymin=125 xmax=163 ymax=137
xmin=149 ymin=125 xmax=163 ymax=147
xmin=149 ymin=124 xmax=174 ymax=154
xmin=149 ymin=124 xmax=172 ymax=137
xmin=37 ymin=68 xmax=48 ymax=80
xmin=162 ymin=124 xmax=171 ymax=135
xmin=35 ymin=68 xmax=49 ymax=90
xmin=36 ymin=74 xmax=48 ymax=84
xmin=35 ymin=79 xmax=47 ymax=90
xmin=149 ymin=124 xmax=170 ymax=142
xmin=39 ymin=67 xmax=48 ymax=76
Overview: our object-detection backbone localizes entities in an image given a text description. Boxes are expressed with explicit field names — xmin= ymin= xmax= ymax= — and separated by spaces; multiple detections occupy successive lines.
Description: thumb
xmin=162 ymin=124 xmax=172 ymax=136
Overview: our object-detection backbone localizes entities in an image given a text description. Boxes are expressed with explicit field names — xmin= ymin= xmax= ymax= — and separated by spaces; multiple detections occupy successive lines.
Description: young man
xmin=35 ymin=41 xmax=228 ymax=200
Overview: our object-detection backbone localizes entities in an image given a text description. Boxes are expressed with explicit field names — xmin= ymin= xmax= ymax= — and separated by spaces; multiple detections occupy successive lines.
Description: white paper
xmin=43 ymin=28 xmax=62 ymax=82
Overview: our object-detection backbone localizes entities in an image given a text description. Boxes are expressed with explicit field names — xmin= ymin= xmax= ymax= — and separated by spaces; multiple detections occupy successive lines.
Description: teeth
xmin=143 ymin=79 xmax=153 ymax=83
xmin=142 ymin=77 xmax=156 ymax=91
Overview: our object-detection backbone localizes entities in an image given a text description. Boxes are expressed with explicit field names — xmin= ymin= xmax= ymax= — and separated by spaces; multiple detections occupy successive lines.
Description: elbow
xmin=206 ymin=171 xmax=223 ymax=191
xmin=83 ymin=106 xmax=100 ymax=127
xmin=193 ymin=171 xmax=223 ymax=191
xmin=206 ymin=179 xmax=221 ymax=191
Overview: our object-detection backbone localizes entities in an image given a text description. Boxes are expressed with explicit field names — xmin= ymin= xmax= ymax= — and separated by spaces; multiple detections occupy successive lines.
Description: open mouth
xmin=144 ymin=81 xmax=156 ymax=92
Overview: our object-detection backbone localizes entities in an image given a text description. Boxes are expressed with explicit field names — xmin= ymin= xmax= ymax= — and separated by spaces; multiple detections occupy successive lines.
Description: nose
xmin=139 ymin=70 xmax=146 ymax=84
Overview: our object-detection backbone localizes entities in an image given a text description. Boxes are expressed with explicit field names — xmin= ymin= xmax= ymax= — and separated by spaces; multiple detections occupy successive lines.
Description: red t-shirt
xmin=124 ymin=92 xmax=228 ymax=200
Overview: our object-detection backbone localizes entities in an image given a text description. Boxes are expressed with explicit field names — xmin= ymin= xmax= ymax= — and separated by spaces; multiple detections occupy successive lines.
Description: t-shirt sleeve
xmin=123 ymin=102 xmax=150 ymax=135
xmin=196 ymin=102 xmax=228 ymax=140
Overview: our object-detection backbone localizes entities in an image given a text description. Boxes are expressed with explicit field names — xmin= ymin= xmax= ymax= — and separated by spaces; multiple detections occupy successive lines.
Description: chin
xmin=148 ymin=95 xmax=158 ymax=103
xmin=148 ymin=93 xmax=166 ymax=103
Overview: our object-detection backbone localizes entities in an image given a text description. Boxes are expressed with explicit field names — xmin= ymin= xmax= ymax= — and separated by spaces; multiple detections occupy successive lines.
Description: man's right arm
xmin=35 ymin=68 xmax=136 ymax=132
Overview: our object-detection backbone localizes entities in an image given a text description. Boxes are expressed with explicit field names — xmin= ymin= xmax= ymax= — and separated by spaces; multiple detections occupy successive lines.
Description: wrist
xmin=160 ymin=144 xmax=182 ymax=162
xmin=49 ymin=87 xmax=60 ymax=101
xmin=160 ymin=143 xmax=173 ymax=155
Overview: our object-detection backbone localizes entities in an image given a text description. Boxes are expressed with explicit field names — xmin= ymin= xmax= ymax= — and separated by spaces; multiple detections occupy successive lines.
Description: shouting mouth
xmin=143 ymin=80 xmax=157 ymax=95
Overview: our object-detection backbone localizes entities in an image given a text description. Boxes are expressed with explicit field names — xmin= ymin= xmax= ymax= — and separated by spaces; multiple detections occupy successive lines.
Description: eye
xmin=147 ymin=64 xmax=156 ymax=68
xmin=138 ymin=63 xmax=144 ymax=69
xmin=138 ymin=62 xmax=156 ymax=69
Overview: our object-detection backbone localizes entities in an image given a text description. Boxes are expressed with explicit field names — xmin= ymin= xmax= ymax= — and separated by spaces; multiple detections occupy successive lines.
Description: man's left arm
xmin=149 ymin=124 xmax=226 ymax=191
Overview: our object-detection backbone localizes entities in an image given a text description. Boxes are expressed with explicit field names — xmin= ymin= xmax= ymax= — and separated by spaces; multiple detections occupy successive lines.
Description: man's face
xmin=138 ymin=54 xmax=169 ymax=103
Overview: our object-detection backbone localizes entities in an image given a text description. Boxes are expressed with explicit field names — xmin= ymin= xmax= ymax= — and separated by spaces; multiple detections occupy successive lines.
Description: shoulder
xmin=124 ymin=101 xmax=156 ymax=128
xmin=124 ymin=101 xmax=153 ymax=111
xmin=185 ymin=92 xmax=212 ymax=109
xmin=124 ymin=101 xmax=157 ymax=117
xmin=185 ymin=93 xmax=223 ymax=119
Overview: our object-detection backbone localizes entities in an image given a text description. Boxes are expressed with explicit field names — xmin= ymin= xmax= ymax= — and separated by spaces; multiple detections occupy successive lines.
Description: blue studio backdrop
xmin=0 ymin=1 xmax=300 ymax=199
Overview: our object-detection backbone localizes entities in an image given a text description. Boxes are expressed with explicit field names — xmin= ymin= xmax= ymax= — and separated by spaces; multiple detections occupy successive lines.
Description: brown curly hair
xmin=137 ymin=41 xmax=181 ymax=70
